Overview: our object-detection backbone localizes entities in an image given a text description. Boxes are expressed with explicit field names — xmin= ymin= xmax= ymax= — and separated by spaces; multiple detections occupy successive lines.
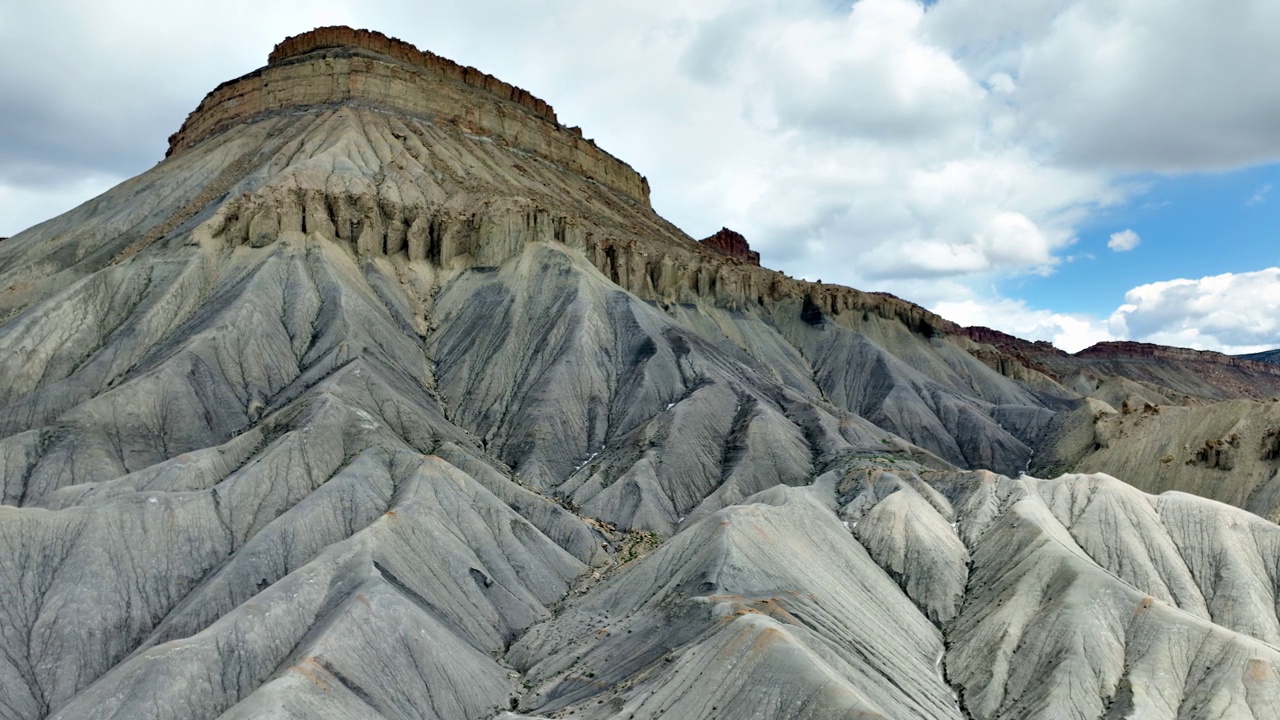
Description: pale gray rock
xmin=838 ymin=469 xmax=969 ymax=624
xmin=2 ymin=30 xmax=1279 ymax=720
xmin=509 ymin=483 xmax=964 ymax=719
xmin=935 ymin=471 xmax=1280 ymax=720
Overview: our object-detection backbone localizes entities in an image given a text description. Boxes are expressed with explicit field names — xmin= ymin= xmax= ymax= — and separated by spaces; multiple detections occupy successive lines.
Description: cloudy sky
xmin=3 ymin=0 xmax=1279 ymax=352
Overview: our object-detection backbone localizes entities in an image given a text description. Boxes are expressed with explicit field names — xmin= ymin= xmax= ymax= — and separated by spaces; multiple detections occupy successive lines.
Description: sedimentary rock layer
xmin=166 ymin=27 xmax=650 ymax=206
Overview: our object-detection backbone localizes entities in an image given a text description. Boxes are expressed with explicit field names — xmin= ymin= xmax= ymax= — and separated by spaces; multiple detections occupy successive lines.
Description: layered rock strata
xmin=1078 ymin=340 xmax=1280 ymax=376
xmin=167 ymin=27 xmax=650 ymax=206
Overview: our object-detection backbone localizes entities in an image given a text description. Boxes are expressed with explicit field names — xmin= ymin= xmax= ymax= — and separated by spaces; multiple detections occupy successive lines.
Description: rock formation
xmin=3 ymin=26 xmax=1280 ymax=720
xmin=697 ymin=227 xmax=760 ymax=265
xmin=166 ymin=26 xmax=649 ymax=206
xmin=1057 ymin=340 xmax=1280 ymax=400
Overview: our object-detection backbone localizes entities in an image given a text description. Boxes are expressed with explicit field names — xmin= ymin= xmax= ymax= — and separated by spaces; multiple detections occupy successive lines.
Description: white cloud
xmin=986 ymin=72 xmax=1016 ymax=94
xmin=930 ymin=269 xmax=1280 ymax=355
xmin=754 ymin=0 xmax=986 ymax=142
xmin=931 ymin=296 xmax=1116 ymax=353
xmin=646 ymin=0 xmax=1129 ymax=287
xmin=944 ymin=0 xmax=1280 ymax=171
xmin=1247 ymin=183 xmax=1272 ymax=206
xmin=1108 ymin=268 xmax=1280 ymax=353
xmin=1107 ymin=229 xmax=1140 ymax=252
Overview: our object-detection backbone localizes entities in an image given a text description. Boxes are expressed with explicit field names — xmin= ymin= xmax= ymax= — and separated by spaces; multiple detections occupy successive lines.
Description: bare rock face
xmin=166 ymin=26 xmax=650 ymax=206
xmin=3 ymin=26 xmax=1280 ymax=720
xmin=697 ymin=227 xmax=760 ymax=265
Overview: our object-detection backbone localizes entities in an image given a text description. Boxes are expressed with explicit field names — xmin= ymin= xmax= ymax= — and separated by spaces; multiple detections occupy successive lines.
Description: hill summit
xmin=2 ymin=26 xmax=1280 ymax=720
xmin=168 ymin=27 xmax=651 ymax=206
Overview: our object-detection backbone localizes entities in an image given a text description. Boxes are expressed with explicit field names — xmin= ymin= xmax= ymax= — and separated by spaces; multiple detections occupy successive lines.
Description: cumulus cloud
xmin=751 ymin=0 xmax=985 ymax=142
xmin=936 ymin=269 xmax=1280 ymax=355
xmin=932 ymin=296 xmax=1116 ymax=353
xmin=1107 ymin=229 xmax=1140 ymax=252
xmin=1108 ymin=268 xmax=1280 ymax=353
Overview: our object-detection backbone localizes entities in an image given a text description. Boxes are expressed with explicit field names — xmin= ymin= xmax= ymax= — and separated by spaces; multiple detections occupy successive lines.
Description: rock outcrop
xmin=267 ymin=27 xmax=559 ymax=121
xmin=697 ymin=227 xmax=760 ymax=265
xmin=1078 ymin=340 xmax=1280 ymax=373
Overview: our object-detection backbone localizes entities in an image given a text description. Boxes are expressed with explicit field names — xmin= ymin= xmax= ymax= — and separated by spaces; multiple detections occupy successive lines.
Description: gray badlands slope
xmin=2 ymin=27 xmax=1280 ymax=720
xmin=957 ymin=328 xmax=1280 ymax=520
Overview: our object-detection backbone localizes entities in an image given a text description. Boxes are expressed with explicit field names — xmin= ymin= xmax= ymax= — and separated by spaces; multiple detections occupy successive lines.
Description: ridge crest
xmin=164 ymin=25 xmax=651 ymax=205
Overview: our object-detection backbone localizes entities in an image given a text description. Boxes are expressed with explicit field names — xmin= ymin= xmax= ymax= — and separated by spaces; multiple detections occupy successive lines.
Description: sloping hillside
xmin=2 ymin=27 xmax=1279 ymax=720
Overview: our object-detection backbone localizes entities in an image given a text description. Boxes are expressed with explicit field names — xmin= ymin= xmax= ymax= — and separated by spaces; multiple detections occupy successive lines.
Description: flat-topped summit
xmin=1076 ymin=340 xmax=1280 ymax=378
xmin=166 ymin=25 xmax=650 ymax=204
xmin=266 ymin=27 xmax=558 ymax=122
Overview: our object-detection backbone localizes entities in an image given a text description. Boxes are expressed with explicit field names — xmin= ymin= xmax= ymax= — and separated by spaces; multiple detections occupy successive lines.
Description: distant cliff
xmin=1077 ymin=341 xmax=1280 ymax=376
xmin=266 ymin=27 xmax=558 ymax=122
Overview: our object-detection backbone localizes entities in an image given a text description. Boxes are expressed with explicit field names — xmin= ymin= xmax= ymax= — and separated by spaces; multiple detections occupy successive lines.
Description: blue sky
xmin=3 ymin=0 xmax=1280 ymax=352
xmin=1010 ymin=167 xmax=1280 ymax=317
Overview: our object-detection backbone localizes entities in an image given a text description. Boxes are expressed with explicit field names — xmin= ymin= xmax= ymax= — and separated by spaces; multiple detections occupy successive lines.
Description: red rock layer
xmin=697 ymin=228 xmax=760 ymax=266
xmin=1076 ymin=341 xmax=1280 ymax=376
xmin=955 ymin=325 xmax=1065 ymax=382
xmin=959 ymin=325 xmax=1065 ymax=358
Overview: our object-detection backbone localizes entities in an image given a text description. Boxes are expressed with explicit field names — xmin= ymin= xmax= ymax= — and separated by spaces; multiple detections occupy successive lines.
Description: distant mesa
xmin=1077 ymin=340 xmax=1280 ymax=372
xmin=698 ymin=227 xmax=760 ymax=266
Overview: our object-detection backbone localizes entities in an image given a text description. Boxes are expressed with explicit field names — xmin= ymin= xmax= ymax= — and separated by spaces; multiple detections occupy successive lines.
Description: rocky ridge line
xmin=166 ymin=26 xmax=651 ymax=206
xmin=1078 ymin=340 xmax=1280 ymax=376
xmin=267 ymin=26 xmax=558 ymax=122
xmin=1242 ymin=349 xmax=1280 ymax=365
